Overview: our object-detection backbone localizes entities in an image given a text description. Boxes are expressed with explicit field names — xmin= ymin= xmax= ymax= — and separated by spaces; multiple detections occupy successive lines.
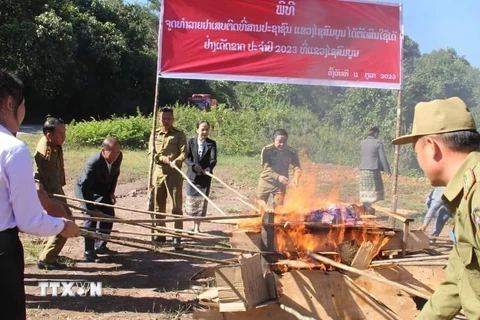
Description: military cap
xmin=392 ymin=97 xmax=477 ymax=145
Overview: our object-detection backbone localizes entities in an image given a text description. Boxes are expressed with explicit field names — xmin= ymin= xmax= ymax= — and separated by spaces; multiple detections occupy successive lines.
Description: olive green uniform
xmin=417 ymin=151 xmax=480 ymax=319
xmin=152 ymin=127 xmax=187 ymax=230
xmin=256 ymin=144 xmax=301 ymax=208
xmin=34 ymin=136 xmax=72 ymax=264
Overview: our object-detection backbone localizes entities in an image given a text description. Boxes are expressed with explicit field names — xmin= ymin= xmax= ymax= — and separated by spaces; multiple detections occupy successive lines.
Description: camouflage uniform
xmin=34 ymin=136 xmax=72 ymax=264
xmin=256 ymin=144 xmax=301 ymax=208
xmin=417 ymin=151 xmax=480 ymax=319
xmin=152 ymin=127 xmax=187 ymax=230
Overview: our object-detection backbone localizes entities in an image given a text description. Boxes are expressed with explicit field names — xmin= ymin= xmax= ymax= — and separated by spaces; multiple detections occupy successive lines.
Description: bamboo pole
xmin=74 ymin=216 xmax=228 ymax=242
xmin=306 ymin=251 xmax=431 ymax=300
xmin=147 ymin=76 xmax=161 ymax=212
xmin=50 ymin=193 xmax=172 ymax=217
xmin=390 ymin=89 xmax=402 ymax=228
xmin=79 ymin=226 xmax=227 ymax=241
xmin=81 ymin=230 xmax=231 ymax=265
xmin=172 ymin=164 xmax=228 ymax=216
xmin=67 ymin=201 xmax=230 ymax=244
xmin=72 ymin=213 xmax=259 ymax=224
xmin=371 ymin=254 xmax=449 ymax=265
xmin=181 ymin=244 xmax=281 ymax=256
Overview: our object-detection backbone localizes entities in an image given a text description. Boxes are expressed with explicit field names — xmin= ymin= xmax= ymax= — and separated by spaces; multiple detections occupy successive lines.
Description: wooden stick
xmin=371 ymin=254 xmax=449 ymax=265
xmin=68 ymin=201 xmax=231 ymax=244
xmin=79 ymin=226 xmax=227 ymax=241
xmin=73 ymin=213 xmax=259 ymax=224
xmin=50 ymin=193 xmax=171 ymax=218
xmin=66 ymin=202 xmax=217 ymax=239
xmin=81 ymin=230 xmax=232 ymax=265
xmin=306 ymin=251 xmax=431 ymax=300
xmin=181 ymin=243 xmax=282 ymax=255
xmin=172 ymin=164 xmax=227 ymax=216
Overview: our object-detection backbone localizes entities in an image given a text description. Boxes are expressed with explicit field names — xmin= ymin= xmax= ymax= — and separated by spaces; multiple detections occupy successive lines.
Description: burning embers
xmin=238 ymin=202 xmax=391 ymax=273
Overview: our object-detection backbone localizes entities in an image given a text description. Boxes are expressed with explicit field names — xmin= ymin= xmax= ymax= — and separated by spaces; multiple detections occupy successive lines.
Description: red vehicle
xmin=188 ymin=94 xmax=217 ymax=112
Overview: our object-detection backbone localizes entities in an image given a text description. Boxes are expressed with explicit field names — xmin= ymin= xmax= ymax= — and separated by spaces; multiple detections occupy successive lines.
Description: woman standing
xmin=0 ymin=70 xmax=80 ymax=319
xmin=359 ymin=126 xmax=391 ymax=214
xmin=185 ymin=120 xmax=217 ymax=232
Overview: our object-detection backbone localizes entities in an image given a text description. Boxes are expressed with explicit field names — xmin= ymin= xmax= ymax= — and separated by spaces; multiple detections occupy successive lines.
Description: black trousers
xmin=0 ymin=228 xmax=26 ymax=320
xmin=84 ymin=204 xmax=115 ymax=253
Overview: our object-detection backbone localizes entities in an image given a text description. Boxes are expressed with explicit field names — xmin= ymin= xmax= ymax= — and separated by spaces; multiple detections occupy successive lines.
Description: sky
xmin=385 ymin=0 xmax=480 ymax=67
xmin=127 ymin=0 xmax=480 ymax=68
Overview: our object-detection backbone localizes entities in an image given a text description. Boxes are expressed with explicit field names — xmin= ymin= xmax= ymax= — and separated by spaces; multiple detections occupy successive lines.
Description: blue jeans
xmin=430 ymin=207 xmax=451 ymax=237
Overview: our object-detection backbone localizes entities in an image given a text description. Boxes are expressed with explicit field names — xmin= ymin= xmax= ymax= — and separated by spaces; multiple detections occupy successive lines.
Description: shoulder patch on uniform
xmin=44 ymin=146 xmax=52 ymax=161
xmin=463 ymin=169 xmax=476 ymax=199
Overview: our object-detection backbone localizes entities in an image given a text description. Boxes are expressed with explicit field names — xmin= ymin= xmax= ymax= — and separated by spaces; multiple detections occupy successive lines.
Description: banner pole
xmin=147 ymin=76 xmax=161 ymax=239
xmin=390 ymin=89 xmax=402 ymax=227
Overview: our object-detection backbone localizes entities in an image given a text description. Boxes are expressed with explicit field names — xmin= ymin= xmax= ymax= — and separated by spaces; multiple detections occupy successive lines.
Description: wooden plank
xmin=351 ymin=241 xmax=375 ymax=270
xmin=402 ymin=221 xmax=410 ymax=257
xmin=278 ymin=270 xmax=403 ymax=319
xmin=373 ymin=206 xmax=415 ymax=223
xmin=373 ymin=205 xmax=418 ymax=216
xmin=382 ymin=230 xmax=429 ymax=252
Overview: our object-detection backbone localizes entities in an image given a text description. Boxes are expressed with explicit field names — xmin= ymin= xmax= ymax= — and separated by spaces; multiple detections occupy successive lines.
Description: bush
xmin=67 ymin=109 xmax=151 ymax=148
xmin=66 ymin=104 xmax=363 ymax=167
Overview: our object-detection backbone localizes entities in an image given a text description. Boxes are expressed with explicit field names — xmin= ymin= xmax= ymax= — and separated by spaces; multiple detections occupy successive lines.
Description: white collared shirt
xmin=106 ymin=160 xmax=113 ymax=173
xmin=0 ymin=124 xmax=64 ymax=235
xmin=198 ymin=138 xmax=206 ymax=157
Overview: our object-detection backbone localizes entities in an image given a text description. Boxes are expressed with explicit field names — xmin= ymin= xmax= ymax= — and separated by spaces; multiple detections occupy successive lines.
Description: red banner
xmin=158 ymin=0 xmax=402 ymax=89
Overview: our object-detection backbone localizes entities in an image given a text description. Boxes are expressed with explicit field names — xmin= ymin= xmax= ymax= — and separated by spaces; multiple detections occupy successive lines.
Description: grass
xmin=23 ymin=237 xmax=43 ymax=263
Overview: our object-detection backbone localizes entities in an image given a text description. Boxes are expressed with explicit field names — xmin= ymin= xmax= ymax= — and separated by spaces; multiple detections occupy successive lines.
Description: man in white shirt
xmin=0 ymin=70 xmax=80 ymax=320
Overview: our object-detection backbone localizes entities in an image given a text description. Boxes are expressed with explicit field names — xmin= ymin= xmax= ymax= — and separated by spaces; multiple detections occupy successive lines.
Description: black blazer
xmin=74 ymin=151 xmax=123 ymax=210
xmin=185 ymin=137 xmax=217 ymax=184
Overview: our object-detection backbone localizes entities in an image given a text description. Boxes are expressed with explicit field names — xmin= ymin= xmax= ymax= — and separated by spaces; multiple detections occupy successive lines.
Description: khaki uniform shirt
xmin=258 ymin=144 xmax=301 ymax=189
xmin=418 ymin=150 xmax=480 ymax=319
xmin=34 ymin=136 xmax=66 ymax=193
xmin=443 ymin=150 xmax=480 ymax=256
xmin=153 ymin=127 xmax=187 ymax=172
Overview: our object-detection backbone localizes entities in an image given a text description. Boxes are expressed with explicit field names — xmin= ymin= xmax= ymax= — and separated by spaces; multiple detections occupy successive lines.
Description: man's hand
xmin=111 ymin=193 xmax=116 ymax=205
xmin=193 ymin=164 xmax=202 ymax=173
xmin=162 ymin=156 xmax=171 ymax=165
xmin=278 ymin=175 xmax=289 ymax=185
xmin=203 ymin=167 xmax=211 ymax=174
xmin=59 ymin=219 xmax=80 ymax=238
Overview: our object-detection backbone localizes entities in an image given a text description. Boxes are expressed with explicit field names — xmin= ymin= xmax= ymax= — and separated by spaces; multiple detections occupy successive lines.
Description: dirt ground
xmin=23 ymin=163 xmax=433 ymax=319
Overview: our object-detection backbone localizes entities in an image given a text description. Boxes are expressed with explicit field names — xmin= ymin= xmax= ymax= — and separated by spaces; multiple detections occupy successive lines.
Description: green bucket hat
xmin=392 ymin=97 xmax=477 ymax=145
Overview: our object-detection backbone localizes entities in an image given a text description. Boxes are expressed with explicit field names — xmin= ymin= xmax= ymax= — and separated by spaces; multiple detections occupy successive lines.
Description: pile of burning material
xmin=231 ymin=202 xmax=408 ymax=271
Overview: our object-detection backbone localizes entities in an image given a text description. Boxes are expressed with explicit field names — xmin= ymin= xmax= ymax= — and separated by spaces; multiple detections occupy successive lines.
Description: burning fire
xmin=238 ymin=164 xmax=389 ymax=269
